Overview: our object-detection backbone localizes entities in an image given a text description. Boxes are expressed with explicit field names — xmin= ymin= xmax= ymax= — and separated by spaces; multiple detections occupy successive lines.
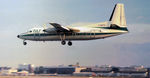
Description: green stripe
xmin=94 ymin=27 xmax=128 ymax=31
xmin=22 ymin=33 xmax=120 ymax=37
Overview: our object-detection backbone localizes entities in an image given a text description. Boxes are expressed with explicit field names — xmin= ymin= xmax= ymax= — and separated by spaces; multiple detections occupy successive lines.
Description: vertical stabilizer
xmin=109 ymin=3 xmax=127 ymax=28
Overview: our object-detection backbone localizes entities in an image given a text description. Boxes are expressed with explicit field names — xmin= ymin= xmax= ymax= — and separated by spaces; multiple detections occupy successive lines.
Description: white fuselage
xmin=18 ymin=26 xmax=127 ymax=41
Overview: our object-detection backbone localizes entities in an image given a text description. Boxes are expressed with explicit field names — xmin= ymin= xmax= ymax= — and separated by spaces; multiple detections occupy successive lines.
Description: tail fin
xmin=109 ymin=3 xmax=127 ymax=29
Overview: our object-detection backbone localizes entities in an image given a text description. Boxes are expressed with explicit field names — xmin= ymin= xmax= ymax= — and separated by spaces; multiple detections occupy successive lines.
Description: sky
xmin=0 ymin=0 xmax=150 ymax=68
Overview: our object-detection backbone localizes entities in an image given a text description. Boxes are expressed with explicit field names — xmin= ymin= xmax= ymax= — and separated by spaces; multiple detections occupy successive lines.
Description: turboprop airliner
xmin=17 ymin=3 xmax=128 ymax=46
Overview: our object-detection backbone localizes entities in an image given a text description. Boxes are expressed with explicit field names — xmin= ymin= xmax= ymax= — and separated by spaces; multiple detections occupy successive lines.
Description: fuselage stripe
xmin=22 ymin=33 xmax=121 ymax=37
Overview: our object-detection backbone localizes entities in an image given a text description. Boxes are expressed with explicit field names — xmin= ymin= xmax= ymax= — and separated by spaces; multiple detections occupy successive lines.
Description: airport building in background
xmin=18 ymin=63 xmax=34 ymax=73
xmin=34 ymin=63 xmax=149 ymax=77
xmin=79 ymin=65 xmax=148 ymax=77
xmin=34 ymin=62 xmax=86 ymax=74
xmin=0 ymin=64 xmax=35 ymax=76
xmin=0 ymin=67 xmax=17 ymax=75
xmin=0 ymin=63 xmax=149 ymax=77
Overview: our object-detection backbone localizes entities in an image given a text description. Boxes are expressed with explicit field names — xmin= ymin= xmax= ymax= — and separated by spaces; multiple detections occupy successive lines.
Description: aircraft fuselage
xmin=18 ymin=27 xmax=126 ymax=41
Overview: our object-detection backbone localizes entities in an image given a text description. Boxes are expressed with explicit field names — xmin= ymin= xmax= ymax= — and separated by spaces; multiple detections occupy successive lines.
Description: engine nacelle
xmin=43 ymin=28 xmax=57 ymax=33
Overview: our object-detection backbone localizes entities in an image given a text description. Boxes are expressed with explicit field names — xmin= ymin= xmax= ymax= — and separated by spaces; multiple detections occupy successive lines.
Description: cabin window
xmin=99 ymin=30 xmax=101 ymax=32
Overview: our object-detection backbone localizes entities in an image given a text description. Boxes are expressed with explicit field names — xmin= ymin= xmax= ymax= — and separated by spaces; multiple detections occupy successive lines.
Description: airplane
xmin=17 ymin=3 xmax=128 ymax=46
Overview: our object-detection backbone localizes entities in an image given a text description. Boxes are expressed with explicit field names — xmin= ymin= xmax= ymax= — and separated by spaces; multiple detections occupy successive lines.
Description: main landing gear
xmin=60 ymin=34 xmax=72 ymax=46
xmin=61 ymin=40 xmax=66 ymax=45
xmin=68 ymin=41 xmax=72 ymax=46
xmin=61 ymin=40 xmax=72 ymax=46
xmin=23 ymin=40 xmax=27 ymax=45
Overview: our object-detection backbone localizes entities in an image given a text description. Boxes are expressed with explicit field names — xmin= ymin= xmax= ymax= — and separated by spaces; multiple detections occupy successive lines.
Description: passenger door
xmin=90 ymin=30 xmax=95 ymax=38
xmin=33 ymin=29 xmax=40 ymax=40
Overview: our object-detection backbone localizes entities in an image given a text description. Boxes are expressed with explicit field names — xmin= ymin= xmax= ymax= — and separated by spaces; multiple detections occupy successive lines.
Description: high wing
xmin=43 ymin=23 xmax=80 ymax=33
xmin=50 ymin=23 xmax=70 ymax=32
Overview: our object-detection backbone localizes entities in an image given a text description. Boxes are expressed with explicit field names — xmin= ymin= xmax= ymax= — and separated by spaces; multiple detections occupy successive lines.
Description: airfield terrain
xmin=0 ymin=76 xmax=145 ymax=78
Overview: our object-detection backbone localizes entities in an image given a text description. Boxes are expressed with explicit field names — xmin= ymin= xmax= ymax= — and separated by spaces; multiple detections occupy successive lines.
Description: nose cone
xmin=17 ymin=33 xmax=26 ymax=39
xmin=17 ymin=35 xmax=20 ymax=38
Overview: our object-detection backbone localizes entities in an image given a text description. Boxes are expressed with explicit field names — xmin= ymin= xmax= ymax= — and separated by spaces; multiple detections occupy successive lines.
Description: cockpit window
xmin=29 ymin=30 xmax=32 ymax=32
xmin=26 ymin=30 xmax=32 ymax=33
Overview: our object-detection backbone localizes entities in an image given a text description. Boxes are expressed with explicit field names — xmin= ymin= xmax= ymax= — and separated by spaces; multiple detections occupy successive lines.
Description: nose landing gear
xmin=23 ymin=40 xmax=27 ymax=45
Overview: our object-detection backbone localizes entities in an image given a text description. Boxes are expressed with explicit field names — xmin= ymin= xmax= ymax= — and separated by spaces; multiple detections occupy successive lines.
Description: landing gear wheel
xmin=23 ymin=41 xmax=27 ymax=45
xmin=61 ymin=40 xmax=66 ymax=45
xmin=68 ymin=41 xmax=72 ymax=46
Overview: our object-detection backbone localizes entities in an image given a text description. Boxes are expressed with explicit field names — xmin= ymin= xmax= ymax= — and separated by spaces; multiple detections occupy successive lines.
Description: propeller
xmin=43 ymin=24 xmax=47 ymax=32
xmin=43 ymin=24 xmax=47 ymax=29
